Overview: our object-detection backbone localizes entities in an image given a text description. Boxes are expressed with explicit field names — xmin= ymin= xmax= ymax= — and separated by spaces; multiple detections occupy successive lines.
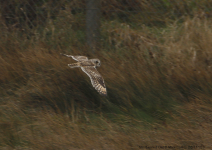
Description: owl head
xmin=91 ymin=59 xmax=101 ymax=67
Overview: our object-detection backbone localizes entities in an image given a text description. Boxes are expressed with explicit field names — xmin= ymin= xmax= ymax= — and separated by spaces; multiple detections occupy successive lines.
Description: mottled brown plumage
xmin=61 ymin=53 xmax=107 ymax=96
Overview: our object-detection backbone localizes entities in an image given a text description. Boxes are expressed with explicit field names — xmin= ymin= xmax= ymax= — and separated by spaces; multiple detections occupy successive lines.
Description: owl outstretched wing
xmin=60 ymin=53 xmax=88 ymax=61
xmin=81 ymin=66 xmax=107 ymax=96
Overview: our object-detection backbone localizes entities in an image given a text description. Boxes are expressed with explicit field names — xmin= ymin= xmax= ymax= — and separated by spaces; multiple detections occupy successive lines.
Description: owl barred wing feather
xmin=81 ymin=66 xmax=107 ymax=96
xmin=68 ymin=63 xmax=80 ymax=68
xmin=71 ymin=56 xmax=88 ymax=61
xmin=60 ymin=53 xmax=88 ymax=61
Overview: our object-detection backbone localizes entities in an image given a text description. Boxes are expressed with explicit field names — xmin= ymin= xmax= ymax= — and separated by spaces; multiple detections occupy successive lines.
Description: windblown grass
xmin=0 ymin=8 xmax=212 ymax=149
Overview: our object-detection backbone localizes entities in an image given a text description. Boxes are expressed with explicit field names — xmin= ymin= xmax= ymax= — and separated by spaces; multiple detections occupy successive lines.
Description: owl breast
xmin=80 ymin=61 xmax=95 ymax=66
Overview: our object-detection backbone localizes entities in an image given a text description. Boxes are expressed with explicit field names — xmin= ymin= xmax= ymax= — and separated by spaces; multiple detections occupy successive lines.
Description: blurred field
xmin=0 ymin=1 xmax=212 ymax=149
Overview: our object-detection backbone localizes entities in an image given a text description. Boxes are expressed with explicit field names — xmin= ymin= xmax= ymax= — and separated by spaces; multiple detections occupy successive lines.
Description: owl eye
xmin=96 ymin=61 xmax=98 ymax=64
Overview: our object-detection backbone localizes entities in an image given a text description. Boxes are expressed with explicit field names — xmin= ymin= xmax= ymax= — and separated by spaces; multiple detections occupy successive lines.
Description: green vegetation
xmin=0 ymin=0 xmax=212 ymax=149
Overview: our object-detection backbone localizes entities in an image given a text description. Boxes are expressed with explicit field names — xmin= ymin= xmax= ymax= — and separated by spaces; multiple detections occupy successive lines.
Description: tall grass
xmin=0 ymin=2 xmax=212 ymax=149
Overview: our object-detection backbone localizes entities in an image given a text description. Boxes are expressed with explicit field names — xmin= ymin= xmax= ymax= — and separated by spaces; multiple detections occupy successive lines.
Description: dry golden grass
xmin=0 ymin=14 xmax=212 ymax=149
xmin=0 ymin=103 xmax=211 ymax=149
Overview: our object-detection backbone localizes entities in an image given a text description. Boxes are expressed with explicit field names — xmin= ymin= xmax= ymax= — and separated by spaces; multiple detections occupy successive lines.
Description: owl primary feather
xmin=61 ymin=53 xmax=107 ymax=96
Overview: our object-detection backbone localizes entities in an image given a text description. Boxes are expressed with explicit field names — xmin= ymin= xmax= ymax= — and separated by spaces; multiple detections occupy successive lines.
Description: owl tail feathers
xmin=68 ymin=63 xmax=80 ymax=68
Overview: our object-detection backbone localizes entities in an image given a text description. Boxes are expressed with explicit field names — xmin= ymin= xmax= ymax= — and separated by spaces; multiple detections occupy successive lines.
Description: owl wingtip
xmin=100 ymin=91 xmax=107 ymax=96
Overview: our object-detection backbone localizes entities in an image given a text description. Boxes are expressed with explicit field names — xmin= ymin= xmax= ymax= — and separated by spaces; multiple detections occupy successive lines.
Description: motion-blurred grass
xmin=0 ymin=1 xmax=212 ymax=149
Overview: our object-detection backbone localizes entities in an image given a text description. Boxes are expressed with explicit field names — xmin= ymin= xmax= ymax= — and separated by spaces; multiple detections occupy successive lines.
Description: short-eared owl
xmin=61 ymin=53 xmax=107 ymax=96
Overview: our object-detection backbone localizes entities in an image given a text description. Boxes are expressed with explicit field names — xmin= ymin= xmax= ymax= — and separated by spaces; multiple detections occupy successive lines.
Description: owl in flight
xmin=60 ymin=53 xmax=107 ymax=96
